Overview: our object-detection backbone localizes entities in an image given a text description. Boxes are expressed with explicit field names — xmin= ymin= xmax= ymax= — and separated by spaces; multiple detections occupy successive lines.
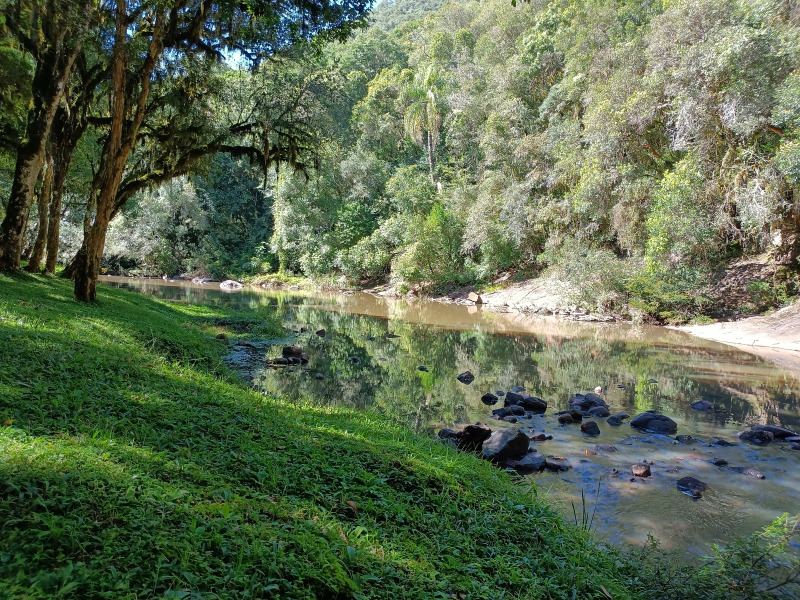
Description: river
xmin=101 ymin=276 xmax=800 ymax=556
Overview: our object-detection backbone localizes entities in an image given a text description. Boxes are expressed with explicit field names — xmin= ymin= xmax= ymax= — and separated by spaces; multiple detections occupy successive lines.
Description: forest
xmin=1 ymin=0 xmax=799 ymax=314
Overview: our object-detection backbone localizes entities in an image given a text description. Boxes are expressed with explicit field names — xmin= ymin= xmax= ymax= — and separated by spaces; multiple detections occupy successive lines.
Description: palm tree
xmin=402 ymin=65 xmax=445 ymax=184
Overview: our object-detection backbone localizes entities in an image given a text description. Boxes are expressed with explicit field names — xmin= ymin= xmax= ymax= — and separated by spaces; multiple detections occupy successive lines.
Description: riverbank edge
xmin=244 ymin=274 xmax=800 ymax=369
xmin=0 ymin=273 xmax=648 ymax=599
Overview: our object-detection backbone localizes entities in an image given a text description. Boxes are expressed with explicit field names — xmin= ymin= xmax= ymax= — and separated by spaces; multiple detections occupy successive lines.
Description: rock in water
xmin=580 ymin=421 xmax=601 ymax=436
xmin=219 ymin=279 xmax=243 ymax=290
xmin=737 ymin=430 xmax=774 ymax=445
xmin=481 ymin=392 xmax=499 ymax=406
xmin=467 ymin=292 xmax=483 ymax=304
xmin=630 ymin=411 xmax=678 ymax=434
xmin=505 ymin=451 xmax=546 ymax=473
xmin=631 ymin=463 xmax=651 ymax=477
xmin=749 ymin=425 xmax=798 ymax=439
xmin=457 ymin=423 xmax=492 ymax=451
xmin=456 ymin=370 xmax=475 ymax=385
xmin=677 ymin=476 xmax=707 ymax=499
xmin=690 ymin=400 xmax=714 ymax=411
xmin=728 ymin=466 xmax=765 ymax=479
xmin=482 ymin=428 xmax=530 ymax=462
xmin=607 ymin=412 xmax=629 ymax=426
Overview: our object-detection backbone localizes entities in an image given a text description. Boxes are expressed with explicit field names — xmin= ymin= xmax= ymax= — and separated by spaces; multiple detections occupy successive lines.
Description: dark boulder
xmin=711 ymin=438 xmax=736 ymax=447
xmin=569 ymin=392 xmax=607 ymax=411
xmin=709 ymin=458 xmax=728 ymax=467
xmin=790 ymin=442 xmax=800 ymax=450
xmin=580 ymin=421 xmax=601 ymax=436
xmin=504 ymin=451 xmax=547 ymax=473
xmin=492 ymin=405 xmax=525 ymax=418
xmin=482 ymin=428 xmax=531 ymax=462
xmin=282 ymin=345 xmax=304 ymax=357
xmin=690 ymin=400 xmax=714 ymax=411
xmin=729 ymin=466 xmax=765 ymax=479
xmin=630 ymin=411 xmax=678 ymax=434
xmin=675 ymin=435 xmax=697 ymax=444
xmin=505 ymin=391 xmax=525 ymax=406
xmin=677 ymin=476 xmax=707 ymax=499
xmin=316 ymin=328 xmax=327 ymax=337
xmin=530 ymin=433 xmax=553 ymax=442
xmin=456 ymin=371 xmax=475 ymax=385
xmin=750 ymin=425 xmax=798 ymax=439
xmin=519 ymin=396 xmax=547 ymax=413
xmin=631 ymin=463 xmax=651 ymax=477
xmin=457 ymin=423 xmax=493 ymax=451
xmin=738 ymin=430 xmax=774 ymax=445
xmin=785 ymin=436 xmax=800 ymax=444
xmin=503 ymin=417 xmax=518 ymax=423
xmin=606 ymin=412 xmax=629 ymax=426
xmin=481 ymin=393 xmax=499 ymax=406
xmin=417 ymin=365 xmax=429 ymax=372
xmin=545 ymin=458 xmax=570 ymax=472
xmin=557 ymin=413 xmax=574 ymax=425
xmin=587 ymin=405 xmax=610 ymax=418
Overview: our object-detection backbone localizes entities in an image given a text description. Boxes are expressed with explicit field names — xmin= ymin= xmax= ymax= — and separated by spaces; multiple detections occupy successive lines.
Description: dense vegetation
xmin=1 ymin=274 xmax=798 ymax=599
xmin=2 ymin=0 xmax=799 ymax=318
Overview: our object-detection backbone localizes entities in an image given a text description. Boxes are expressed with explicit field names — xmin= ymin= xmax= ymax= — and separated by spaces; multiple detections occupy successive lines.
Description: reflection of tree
xmin=103 ymin=282 xmax=800 ymax=433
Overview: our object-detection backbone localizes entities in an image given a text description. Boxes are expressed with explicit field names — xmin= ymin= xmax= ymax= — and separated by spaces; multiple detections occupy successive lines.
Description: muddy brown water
xmin=101 ymin=276 xmax=800 ymax=555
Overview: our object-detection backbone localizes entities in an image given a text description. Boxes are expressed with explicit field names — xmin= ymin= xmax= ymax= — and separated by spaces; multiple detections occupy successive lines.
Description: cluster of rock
xmin=265 ymin=345 xmax=309 ymax=367
xmin=737 ymin=424 xmax=799 ymax=448
xmin=437 ymin=423 xmax=569 ymax=474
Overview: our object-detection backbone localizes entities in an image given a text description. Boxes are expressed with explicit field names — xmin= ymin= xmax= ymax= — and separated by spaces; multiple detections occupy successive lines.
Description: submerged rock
xmin=729 ymin=466 xmax=765 ymax=479
xmin=630 ymin=411 xmax=678 ymax=434
xmin=675 ymin=435 xmax=697 ymax=444
xmin=709 ymin=458 xmax=728 ymax=467
xmin=711 ymin=438 xmax=736 ymax=447
xmin=482 ymin=428 xmax=530 ymax=462
xmin=690 ymin=400 xmax=714 ymax=411
xmin=545 ymin=458 xmax=570 ymax=472
xmin=594 ymin=443 xmax=617 ymax=453
xmin=737 ymin=430 xmax=774 ymax=445
xmin=677 ymin=476 xmax=707 ymax=499
xmin=530 ymin=433 xmax=552 ymax=442
xmin=456 ymin=371 xmax=475 ymax=385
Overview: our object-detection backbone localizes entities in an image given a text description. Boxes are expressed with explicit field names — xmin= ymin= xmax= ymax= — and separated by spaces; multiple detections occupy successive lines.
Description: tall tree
xmin=69 ymin=0 xmax=372 ymax=301
xmin=0 ymin=0 xmax=95 ymax=271
xmin=402 ymin=65 xmax=445 ymax=183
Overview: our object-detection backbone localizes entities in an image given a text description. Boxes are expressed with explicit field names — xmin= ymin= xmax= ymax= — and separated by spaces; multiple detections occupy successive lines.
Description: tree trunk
xmin=427 ymin=129 xmax=435 ymax=184
xmin=72 ymin=1 xmax=164 ymax=302
xmin=24 ymin=154 xmax=54 ymax=272
xmin=0 ymin=12 xmax=87 ymax=272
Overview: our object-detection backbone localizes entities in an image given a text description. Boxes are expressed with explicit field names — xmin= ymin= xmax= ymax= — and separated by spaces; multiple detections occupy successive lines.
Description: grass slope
xmin=0 ymin=274 xmax=640 ymax=599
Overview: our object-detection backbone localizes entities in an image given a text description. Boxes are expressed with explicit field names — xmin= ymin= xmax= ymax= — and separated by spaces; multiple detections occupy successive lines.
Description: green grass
xmin=2 ymin=274 xmax=797 ymax=600
xmin=0 ymin=273 xmax=640 ymax=599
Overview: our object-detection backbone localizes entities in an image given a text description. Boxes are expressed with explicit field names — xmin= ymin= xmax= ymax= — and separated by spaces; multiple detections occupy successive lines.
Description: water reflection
xmin=101 ymin=276 xmax=800 ymax=553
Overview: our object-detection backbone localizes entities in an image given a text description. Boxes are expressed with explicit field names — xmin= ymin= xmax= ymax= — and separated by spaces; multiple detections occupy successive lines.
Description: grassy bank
xmin=0 ymin=275 xmax=796 ymax=599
